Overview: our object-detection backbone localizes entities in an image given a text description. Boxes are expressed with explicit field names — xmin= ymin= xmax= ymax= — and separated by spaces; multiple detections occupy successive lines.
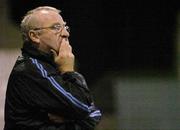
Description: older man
xmin=4 ymin=6 xmax=101 ymax=130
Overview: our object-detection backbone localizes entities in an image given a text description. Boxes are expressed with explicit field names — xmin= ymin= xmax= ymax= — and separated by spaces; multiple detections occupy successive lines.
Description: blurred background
xmin=0 ymin=0 xmax=180 ymax=130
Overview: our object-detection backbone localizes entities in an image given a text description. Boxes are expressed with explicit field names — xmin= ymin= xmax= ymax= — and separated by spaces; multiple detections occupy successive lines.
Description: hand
xmin=48 ymin=113 xmax=65 ymax=123
xmin=51 ymin=38 xmax=74 ymax=73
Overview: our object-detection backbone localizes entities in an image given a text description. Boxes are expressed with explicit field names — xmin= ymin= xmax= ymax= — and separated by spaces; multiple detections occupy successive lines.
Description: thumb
xmin=50 ymin=49 xmax=58 ymax=58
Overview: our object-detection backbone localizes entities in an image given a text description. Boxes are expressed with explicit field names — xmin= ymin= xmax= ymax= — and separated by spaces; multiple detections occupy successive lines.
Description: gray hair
xmin=20 ymin=6 xmax=61 ymax=42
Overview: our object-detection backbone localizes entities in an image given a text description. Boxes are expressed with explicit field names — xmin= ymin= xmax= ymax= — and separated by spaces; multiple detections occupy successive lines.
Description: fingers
xmin=51 ymin=38 xmax=71 ymax=58
xmin=52 ymin=38 xmax=74 ymax=73
xmin=59 ymin=38 xmax=72 ymax=55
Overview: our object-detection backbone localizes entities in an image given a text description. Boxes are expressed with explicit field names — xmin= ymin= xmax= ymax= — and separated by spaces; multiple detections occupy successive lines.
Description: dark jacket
xmin=4 ymin=42 xmax=102 ymax=130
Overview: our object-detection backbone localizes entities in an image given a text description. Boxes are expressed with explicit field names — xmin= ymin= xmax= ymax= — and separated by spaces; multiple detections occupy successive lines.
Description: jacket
xmin=4 ymin=42 xmax=102 ymax=130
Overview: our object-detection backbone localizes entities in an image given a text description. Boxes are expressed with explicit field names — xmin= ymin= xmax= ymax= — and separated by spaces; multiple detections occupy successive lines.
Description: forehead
xmin=33 ymin=10 xmax=64 ymax=26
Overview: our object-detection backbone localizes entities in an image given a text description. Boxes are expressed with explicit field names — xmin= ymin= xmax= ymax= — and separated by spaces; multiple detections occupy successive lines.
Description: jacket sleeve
xmin=76 ymin=105 xmax=102 ymax=130
xmin=62 ymin=72 xmax=102 ymax=129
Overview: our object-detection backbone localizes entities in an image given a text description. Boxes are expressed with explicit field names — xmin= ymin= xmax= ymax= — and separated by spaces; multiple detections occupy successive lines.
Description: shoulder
xmin=11 ymin=56 xmax=46 ymax=78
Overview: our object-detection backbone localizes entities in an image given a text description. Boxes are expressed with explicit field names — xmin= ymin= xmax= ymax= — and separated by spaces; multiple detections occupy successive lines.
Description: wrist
xmin=57 ymin=66 xmax=74 ymax=74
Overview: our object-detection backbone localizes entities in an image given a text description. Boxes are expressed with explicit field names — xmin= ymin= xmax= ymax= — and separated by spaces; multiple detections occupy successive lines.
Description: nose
xmin=60 ymin=26 xmax=70 ymax=38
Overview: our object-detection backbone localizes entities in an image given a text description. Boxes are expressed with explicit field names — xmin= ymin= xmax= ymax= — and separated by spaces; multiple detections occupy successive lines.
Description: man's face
xmin=32 ymin=10 xmax=69 ymax=53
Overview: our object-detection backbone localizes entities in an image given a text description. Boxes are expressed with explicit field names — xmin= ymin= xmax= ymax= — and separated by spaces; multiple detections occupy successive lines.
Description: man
xmin=4 ymin=6 xmax=102 ymax=130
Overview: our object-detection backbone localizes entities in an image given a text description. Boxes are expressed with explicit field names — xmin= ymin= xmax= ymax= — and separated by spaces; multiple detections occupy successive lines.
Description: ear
xmin=28 ymin=30 xmax=40 ymax=44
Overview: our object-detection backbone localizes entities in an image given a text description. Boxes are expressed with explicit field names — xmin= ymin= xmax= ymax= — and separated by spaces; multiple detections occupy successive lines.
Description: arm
xmin=47 ymin=72 xmax=102 ymax=129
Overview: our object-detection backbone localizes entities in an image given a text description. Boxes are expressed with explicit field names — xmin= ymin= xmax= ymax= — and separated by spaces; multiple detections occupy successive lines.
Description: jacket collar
xmin=21 ymin=42 xmax=56 ymax=67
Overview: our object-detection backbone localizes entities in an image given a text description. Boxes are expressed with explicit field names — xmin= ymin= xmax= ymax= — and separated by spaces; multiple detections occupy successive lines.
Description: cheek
xmin=40 ymin=33 xmax=60 ymax=51
xmin=40 ymin=36 xmax=55 ymax=49
xmin=56 ymin=35 xmax=62 ymax=47
xmin=51 ymin=36 xmax=61 ymax=51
